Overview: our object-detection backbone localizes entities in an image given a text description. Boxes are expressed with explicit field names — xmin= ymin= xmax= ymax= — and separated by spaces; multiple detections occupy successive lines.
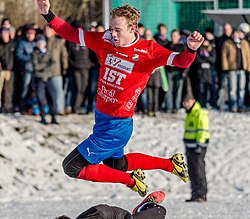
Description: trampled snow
xmin=0 ymin=110 xmax=250 ymax=218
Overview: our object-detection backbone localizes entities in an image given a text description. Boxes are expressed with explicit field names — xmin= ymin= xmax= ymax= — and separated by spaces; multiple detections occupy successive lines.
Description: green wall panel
xmin=112 ymin=0 xmax=179 ymax=39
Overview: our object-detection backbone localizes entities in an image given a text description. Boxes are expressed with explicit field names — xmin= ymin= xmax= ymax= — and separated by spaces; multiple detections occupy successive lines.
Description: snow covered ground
xmin=0 ymin=110 xmax=250 ymax=218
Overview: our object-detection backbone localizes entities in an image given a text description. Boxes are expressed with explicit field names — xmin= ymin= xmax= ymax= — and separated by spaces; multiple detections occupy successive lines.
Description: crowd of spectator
xmin=0 ymin=17 xmax=250 ymax=124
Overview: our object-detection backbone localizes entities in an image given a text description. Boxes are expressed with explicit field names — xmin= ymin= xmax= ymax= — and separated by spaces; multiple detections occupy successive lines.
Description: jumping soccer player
xmin=36 ymin=0 xmax=204 ymax=197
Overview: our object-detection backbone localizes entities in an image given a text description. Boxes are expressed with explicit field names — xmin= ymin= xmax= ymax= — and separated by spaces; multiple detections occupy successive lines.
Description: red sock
xmin=77 ymin=164 xmax=135 ymax=187
xmin=126 ymin=153 xmax=174 ymax=172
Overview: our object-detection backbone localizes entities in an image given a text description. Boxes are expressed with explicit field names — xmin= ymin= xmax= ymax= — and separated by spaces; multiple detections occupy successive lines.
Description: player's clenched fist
xmin=187 ymin=31 xmax=204 ymax=51
xmin=36 ymin=0 xmax=50 ymax=14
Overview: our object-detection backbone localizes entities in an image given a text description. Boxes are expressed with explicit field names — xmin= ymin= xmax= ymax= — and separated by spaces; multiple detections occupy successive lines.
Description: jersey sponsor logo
xmin=105 ymin=54 xmax=134 ymax=73
xmin=132 ymin=54 xmax=139 ymax=61
xmin=134 ymin=48 xmax=147 ymax=54
xmin=125 ymin=87 xmax=142 ymax=111
xmin=97 ymin=85 xmax=118 ymax=103
xmin=103 ymin=67 xmax=127 ymax=86
xmin=116 ymin=51 xmax=128 ymax=57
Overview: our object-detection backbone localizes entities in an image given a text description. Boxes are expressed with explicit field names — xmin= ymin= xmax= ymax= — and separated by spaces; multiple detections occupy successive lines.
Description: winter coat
xmin=46 ymin=36 xmax=68 ymax=76
xmin=15 ymin=39 xmax=36 ymax=73
xmin=0 ymin=39 xmax=14 ymax=71
xmin=66 ymin=41 xmax=91 ymax=69
xmin=184 ymin=101 xmax=210 ymax=149
xmin=33 ymin=48 xmax=55 ymax=80
xmin=221 ymin=39 xmax=250 ymax=72
xmin=196 ymin=45 xmax=216 ymax=84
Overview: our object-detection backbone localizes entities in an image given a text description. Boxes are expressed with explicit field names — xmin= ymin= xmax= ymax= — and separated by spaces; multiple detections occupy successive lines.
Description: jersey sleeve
xmin=151 ymin=41 xmax=196 ymax=69
xmin=48 ymin=16 xmax=104 ymax=53
xmin=48 ymin=16 xmax=81 ymax=45
xmin=151 ymin=41 xmax=173 ymax=68
xmin=83 ymin=31 xmax=105 ymax=53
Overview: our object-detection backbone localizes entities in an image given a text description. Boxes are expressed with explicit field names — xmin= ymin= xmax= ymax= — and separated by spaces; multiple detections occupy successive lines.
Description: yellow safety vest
xmin=184 ymin=102 xmax=210 ymax=148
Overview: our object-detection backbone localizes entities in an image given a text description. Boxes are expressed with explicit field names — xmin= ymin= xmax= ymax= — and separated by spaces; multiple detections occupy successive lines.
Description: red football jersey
xmin=48 ymin=16 xmax=196 ymax=118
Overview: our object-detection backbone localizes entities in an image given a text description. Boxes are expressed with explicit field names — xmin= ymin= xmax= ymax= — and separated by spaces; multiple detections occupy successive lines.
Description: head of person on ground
xmin=55 ymin=216 xmax=70 ymax=219
xmin=109 ymin=4 xmax=140 ymax=47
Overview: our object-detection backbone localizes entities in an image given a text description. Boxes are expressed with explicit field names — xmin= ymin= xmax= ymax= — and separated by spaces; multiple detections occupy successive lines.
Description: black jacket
xmin=66 ymin=41 xmax=91 ymax=69
xmin=0 ymin=39 xmax=14 ymax=71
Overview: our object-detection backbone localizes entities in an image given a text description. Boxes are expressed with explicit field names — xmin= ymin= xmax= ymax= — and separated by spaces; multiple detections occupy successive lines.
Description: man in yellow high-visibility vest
xmin=182 ymin=88 xmax=209 ymax=202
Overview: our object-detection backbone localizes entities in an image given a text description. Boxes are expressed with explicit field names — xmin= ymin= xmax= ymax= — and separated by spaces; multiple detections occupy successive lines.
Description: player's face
xmin=110 ymin=17 xmax=136 ymax=47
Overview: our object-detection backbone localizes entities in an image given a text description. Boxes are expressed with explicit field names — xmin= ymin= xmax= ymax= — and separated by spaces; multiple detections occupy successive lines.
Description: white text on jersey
xmin=105 ymin=54 xmax=134 ymax=73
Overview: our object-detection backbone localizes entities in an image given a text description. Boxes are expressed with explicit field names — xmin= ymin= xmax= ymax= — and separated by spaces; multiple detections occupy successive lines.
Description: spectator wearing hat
xmin=15 ymin=25 xmax=37 ymax=113
xmin=0 ymin=28 xmax=14 ymax=113
xmin=33 ymin=34 xmax=58 ymax=124
xmin=221 ymin=29 xmax=250 ymax=112
xmin=238 ymin=23 xmax=250 ymax=108
xmin=182 ymin=86 xmax=209 ymax=203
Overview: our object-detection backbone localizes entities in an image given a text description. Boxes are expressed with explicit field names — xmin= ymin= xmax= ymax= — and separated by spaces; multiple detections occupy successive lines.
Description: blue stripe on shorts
xmin=77 ymin=109 xmax=133 ymax=164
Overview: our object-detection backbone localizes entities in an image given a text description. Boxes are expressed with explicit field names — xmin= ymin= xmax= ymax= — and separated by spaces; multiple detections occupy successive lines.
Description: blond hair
xmin=110 ymin=4 xmax=141 ymax=27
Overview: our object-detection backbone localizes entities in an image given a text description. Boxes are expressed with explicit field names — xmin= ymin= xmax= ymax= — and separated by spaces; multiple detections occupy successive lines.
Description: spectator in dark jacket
xmin=66 ymin=20 xmax=91 ymax=114
xmin=33 ymin=34 xmax=58 ymax=124
xmin=15 ymin=25 xmax=36 ymax=113
xmin=0 ymin=28 xmax=14 ymax=113
xmin=195 ymin=38 xmax=216 ymax=108
xmin=153 ymin=23 xmax=169 ymax=47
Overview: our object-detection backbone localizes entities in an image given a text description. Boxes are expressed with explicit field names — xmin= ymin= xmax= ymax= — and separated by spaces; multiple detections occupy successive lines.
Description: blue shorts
xmin=77 ymin=109 xmax=133 ymax=164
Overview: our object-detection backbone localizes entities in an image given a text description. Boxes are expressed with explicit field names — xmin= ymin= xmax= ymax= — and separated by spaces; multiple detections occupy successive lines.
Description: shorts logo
xmin=105 ymin=54 xmax=134 ymax=73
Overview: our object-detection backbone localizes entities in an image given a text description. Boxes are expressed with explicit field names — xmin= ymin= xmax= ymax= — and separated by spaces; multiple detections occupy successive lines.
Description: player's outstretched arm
xmin=186 ymin=31 xmax=204 ymax=51
xmin=36 ymin=0 xmax=50 ymax=15
xmin=36 ymin=0 xmax=81 ymax=45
